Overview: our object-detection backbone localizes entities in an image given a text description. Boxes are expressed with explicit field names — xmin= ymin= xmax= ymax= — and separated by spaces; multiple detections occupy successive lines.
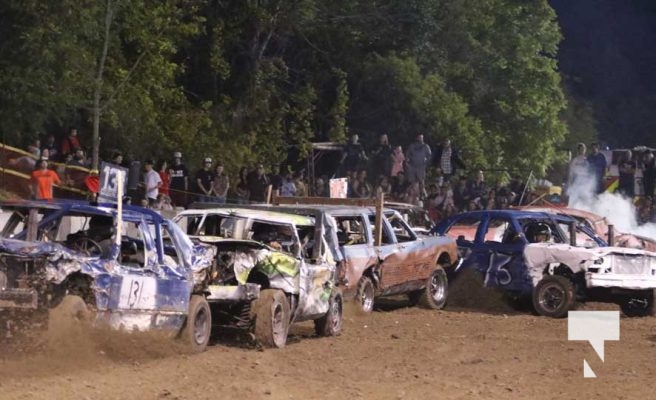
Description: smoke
xmin=567 ymin=169 xmax=656 ymax=240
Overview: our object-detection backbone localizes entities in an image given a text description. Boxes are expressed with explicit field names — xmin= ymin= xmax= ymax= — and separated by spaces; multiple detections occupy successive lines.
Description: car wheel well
xmin=53 ymin=272 xmax=94 ymax=307
xmin=436 ymin=252 xmax=451 ymax=267
xmin=247 ymin=269 xmax=270 ymax=290
xmin=543 ymin=263 xmax=575 ymax=279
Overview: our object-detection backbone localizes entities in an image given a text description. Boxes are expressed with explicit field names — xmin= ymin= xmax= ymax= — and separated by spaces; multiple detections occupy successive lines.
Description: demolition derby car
xmin=175 ymin=207 xmax=342 ymax=348
xmin=0 ymin=200 xmax=216 ymax=351
xmin=251 ymin=201 xmax=460 ymax=313
xmin=434 ymin=210 xmax=656 ymax=318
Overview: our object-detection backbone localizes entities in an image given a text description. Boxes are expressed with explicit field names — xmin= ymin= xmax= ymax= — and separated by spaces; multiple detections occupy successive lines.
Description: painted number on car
xmin=118 ymin=277 xmax=157 ymax=309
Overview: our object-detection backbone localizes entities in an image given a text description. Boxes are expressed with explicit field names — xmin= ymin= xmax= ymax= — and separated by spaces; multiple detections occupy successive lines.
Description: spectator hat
xmin=173 ymin=152 xmax=182 ymax=158
xmin=204 ymin=157 xmax=212 ymax=163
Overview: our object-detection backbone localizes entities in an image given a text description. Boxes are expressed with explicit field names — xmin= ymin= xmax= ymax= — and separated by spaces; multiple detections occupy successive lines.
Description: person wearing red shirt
xmin=60 ymin=127 xmax=81 ymax=159
xmin=31 ymin=159 xmax=61 ymax=200
xmin=158 ymin=160 xmax=171 ymax=196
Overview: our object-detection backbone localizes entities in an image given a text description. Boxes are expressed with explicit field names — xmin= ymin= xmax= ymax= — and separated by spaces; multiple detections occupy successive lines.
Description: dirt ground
xmin=2 ymin=288 xmax=656 ymax=400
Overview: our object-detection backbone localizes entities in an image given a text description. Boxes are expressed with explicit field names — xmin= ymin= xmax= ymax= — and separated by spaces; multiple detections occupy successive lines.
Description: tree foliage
xmin=0 ymin=0 xmax=571 ymax=178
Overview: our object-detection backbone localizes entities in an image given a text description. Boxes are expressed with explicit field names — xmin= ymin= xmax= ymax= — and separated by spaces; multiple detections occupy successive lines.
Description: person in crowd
xmin=376 ymin=175 xmax=392 ymax=197
xmin=390 ymin=145 xmax=405 ymax=178
xmin=60 ymin=127 xmax=81 ymax=159
xmin=370 ymin=134 xmax=392 ymax=177
xmin=405 ymin=134 xmax=432 ymax=195
xmin=269 ymin=165 xmax=283 ymax=193
xmin=31 ymin=158 xmax=60 ymax=200
xmin=425 ymin=184 xmax=446 ymax=222
xmin=41 ymin=134 xmax=58 ymax=161
xmin=211 ymin=162 xmax=229 ymax=203
xmin=27 ymin=138 xmax=41 ymax=159
xmin=642 ymin=150 xmax=655 ymax=199
xmin=403 ymin=182 xmax=422 ymax=206
xmin=618 ymin=150 xmax=636 ymax=198
xmin=340 ymin=134 xmax=368 ymax=174
xmin=169 ymin=152 xmax=189 ymax=208
xmin=294 ymin=171 xmax=308 ymax=197
xmin=587 ymin=142 xmax=607 ymax=194
xmin=314 ymin=177 xmax=328 ymax=197
xmin=280 ymin=171 xmax=297 ymax=197
xmin=391 ymin=172 xmax=409 ymax=200
xmin=142 ymin=160 xmax=163 ymax=207
xmin=111 ymin=151 xmax=125 ymax=167
xmin=352 ymin=169 xmax=372 ymax=198
xmin=65 ymin=148 xmax=89 ymax=188
xmin=568 ymin=142 xmax=589 ymax=190
xmin=468 ymin=170 xmax=487 ymax=200
xmin=247 ymin=163 xmax=270 ymax=202
xmin=433 ymin=138 xmax=466 ymax=180
xmin=466 ymin=198 xmax=481 ymax=211
xmin=195 ymin=157 xmax=215 ymax=202
xmin=154 ymin=194 xmax=174 ymax=211
xmin=452 ymin=176 xmax=470 ymax=211
xmin=158 ymin=160 xmax=170 ymax=198
xmin=235 ymin=167 xmax=250 ymax=204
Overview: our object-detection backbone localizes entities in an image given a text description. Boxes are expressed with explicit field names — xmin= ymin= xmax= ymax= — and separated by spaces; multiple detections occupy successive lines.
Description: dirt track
xmin=2 ymin=296 xmax=656 ymax=400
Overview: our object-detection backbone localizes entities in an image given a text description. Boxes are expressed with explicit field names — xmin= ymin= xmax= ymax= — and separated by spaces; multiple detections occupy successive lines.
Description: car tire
xmin=356 ymin=276 xmax=375 ymax=313
xmin=314 ymin=288 xmax=343 ymax=337
xmin=47 ymin=295 xmax=91 ymax=347
xmin=251 ymin=289 xmax=290 ymax=348
xmin=619 ymin=290 xmax=656 ymax=317
xmin=417 ymin=266 xmax=448 ymax=310
xmin=179 ymin=295 xmax=212 ymax=353
xmin=532 ymin=275 xmax=576 ymax=318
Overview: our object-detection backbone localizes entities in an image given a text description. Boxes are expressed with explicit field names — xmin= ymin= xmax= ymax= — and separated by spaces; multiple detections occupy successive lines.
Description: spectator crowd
xmin=17 ymin=130 xmax=656 ymax=226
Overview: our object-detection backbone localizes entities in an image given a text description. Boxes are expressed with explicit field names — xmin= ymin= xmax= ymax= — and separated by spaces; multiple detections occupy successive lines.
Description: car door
xmin=475 ymin=215 xmax=530 ymax=292
xmin=370 ymin=213 xmax=419 ymax=291
xmin=107 ymin=218 xmax=191 ymax=329
xmin=333 ymin=213 xmax=377 ymax=289
xmin=441 ymin=214 xmax=483 ymax=272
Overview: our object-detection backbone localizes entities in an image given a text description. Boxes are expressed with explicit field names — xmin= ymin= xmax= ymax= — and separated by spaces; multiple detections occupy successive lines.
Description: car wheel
xmin=179 ymin=295 xmax=212 ymax=353
xmin=619 ymin=290 xmax=656 ymax=317
xmin=251 ymin=289 xmax=290 ymax=348
xmin=47 ymin=295 xmax=91 ymax=347
xmin=417 ymin=266 xmax=448 ymax=310
xmin=532 ymin=275 xmax=575 ymax=318
xmin=356 ymin=276 xmax=375 ymax=313
xmin=314 ymin=288 xmax=343 ymax=337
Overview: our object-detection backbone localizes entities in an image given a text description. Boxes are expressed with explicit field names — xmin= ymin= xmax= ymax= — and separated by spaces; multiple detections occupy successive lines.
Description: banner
xmin=329 ymin=178 xmax=348 ymax=199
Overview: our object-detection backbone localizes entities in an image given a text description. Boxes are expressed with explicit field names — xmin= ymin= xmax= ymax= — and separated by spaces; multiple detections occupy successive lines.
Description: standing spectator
xmin=280 ymin=171 xmax=297 ymax=197
xmin=390 ymin=145 xmax=405 ymax=177
xmin=169 ymin=152 xmax=189 ymax=208
xmin=111 ymin=151 xmax=125 ymax=167
xmin=211 ymin=162 xmax=230 ymax=203
xmin=468 ymin=170 xmax=487 ymax=201
xmin=60 ymin=127 xmax=81 ymax=159
xmin=340 ymin=134 xmax=367 ymax=174
xmin=370 ymin=134 xmax=392 ymax=177
xmin=247 ymin=164 xmax=270 ymax=202
xmin=587 ymin=142 xmax=607 ymax=194
xmin=567 ymin=143 xmax=589 ymax=190
xmin=643 ymin=151 xmax=655 ymax=199
xmin=405 ymin=134 xmax=432 ymax=195
xmin=433 ymin=138 xmax=466 ymax=179
xmin=195 ymin=158 xmax=215 ymax=202
xmin=31 ymin=158 xmax=60 ymax=200
xmin=158 ymin=160 xmax=171 ymax=197
xmin=618 ymin=151 xmax=636 ymax=198
xmin=294 ymin=171 xmax=308 ymax=197
xmin=235 ymin=167 xmax=250 ymax=203
xmin=41 ymin=134 xmax=58 ymax=161
xmin=269 ymin=165 xmax=283 ymax=193
xmin=142 ymin=160 xmax=162 ymax=207
xmin=27 ymin=139 xmax=41 ymax=159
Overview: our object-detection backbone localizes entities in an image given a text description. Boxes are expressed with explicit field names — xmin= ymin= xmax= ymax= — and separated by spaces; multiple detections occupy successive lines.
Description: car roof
xmin=177 ymin=207 xmax=316 ymax=226
xmin=449 ymin=209 xmax=560 ymax=220
xmin=0 ymin=199 xmax=168 ymax=224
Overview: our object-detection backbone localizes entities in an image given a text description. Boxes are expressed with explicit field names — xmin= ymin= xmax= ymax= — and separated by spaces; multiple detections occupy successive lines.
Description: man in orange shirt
xmin=31 ymin=158 xmax=61 ymax=200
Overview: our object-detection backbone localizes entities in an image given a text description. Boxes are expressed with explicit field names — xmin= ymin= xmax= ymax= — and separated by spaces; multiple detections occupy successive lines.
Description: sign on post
xmin=98 ymin=162 xmax=129 ymax=203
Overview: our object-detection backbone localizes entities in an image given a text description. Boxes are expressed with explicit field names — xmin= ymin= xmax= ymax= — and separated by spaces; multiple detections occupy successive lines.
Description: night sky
xmin=551 ymin=0 xmax=656 ymax=148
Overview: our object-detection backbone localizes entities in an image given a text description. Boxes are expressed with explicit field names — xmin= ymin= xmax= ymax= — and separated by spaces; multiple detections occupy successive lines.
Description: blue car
xmin=0 ymin=200 xmax=216 ymax=351
xmin=432 ymin=210 xmax=608 ymax=316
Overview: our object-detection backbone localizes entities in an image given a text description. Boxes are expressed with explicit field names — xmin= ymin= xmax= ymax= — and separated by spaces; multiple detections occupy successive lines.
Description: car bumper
xmin=586 ymin=273 xmax=656 ymax=290
xmin=206 ymin=283 xmax=260 ymax=302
